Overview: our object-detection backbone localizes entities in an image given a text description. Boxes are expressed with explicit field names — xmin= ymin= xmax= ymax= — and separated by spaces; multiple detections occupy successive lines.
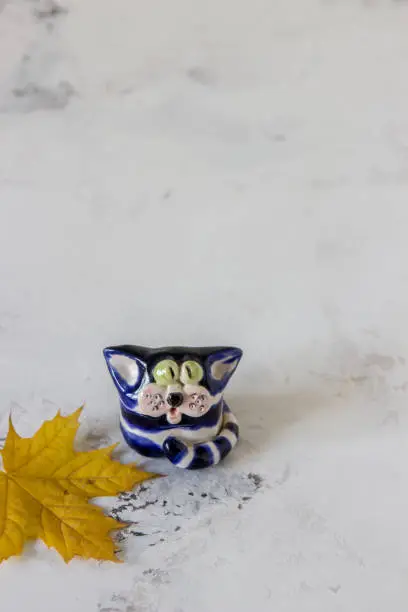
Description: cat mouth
xmin=167 ymin=407 xmax=182 ymax=424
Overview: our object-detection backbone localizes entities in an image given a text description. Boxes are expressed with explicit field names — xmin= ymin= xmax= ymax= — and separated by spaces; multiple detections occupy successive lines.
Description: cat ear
xmin=205 ymin=347 xmax=243 ymax=394
xmin=103 ymin=347 xmax=146 ymax=396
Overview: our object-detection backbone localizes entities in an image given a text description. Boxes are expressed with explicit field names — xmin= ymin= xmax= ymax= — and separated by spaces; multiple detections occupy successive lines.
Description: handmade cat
xmin=103 ymin=345 xmax=242 ymax=469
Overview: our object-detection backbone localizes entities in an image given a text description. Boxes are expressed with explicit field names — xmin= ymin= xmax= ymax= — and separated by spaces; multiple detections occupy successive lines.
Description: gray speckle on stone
xmin=33 ymin=2 xmax=68 ymax=20
xmin=11 ymin=81 xmax=77 ymax=112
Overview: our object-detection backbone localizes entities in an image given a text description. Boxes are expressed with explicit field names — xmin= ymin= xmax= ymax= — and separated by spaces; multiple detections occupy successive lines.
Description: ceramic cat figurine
xmin=103 ymin=345 xmax=242 ymax=469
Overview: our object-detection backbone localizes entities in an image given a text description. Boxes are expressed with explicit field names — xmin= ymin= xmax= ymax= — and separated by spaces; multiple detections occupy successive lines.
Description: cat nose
xmin=167 ymin=392 xmax=184 ymax=408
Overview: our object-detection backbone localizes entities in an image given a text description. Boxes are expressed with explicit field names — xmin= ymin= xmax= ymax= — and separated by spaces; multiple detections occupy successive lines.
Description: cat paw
xmin=163 ymin=437 xmax=188 ymax=464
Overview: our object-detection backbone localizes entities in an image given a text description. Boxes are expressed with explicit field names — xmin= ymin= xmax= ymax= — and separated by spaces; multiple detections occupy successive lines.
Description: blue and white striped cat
xmin=103 ymin=345 xmax=242 ymax=470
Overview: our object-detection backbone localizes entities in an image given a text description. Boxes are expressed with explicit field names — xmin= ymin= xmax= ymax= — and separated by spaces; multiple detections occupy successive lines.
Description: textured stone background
xmin=1 ymin=0 xmax=408 ymax=610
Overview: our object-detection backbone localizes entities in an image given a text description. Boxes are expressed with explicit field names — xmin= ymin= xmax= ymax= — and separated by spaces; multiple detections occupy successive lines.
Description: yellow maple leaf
xmin=0 ymin=408 xmax=157 ymax=563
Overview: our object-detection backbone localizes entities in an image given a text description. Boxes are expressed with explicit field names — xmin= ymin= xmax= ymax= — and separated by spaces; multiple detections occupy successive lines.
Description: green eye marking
xmin=180 ymin=360 xmax=204 ymax=385
xmin=153 ymin=359 xmax=180 ymax=385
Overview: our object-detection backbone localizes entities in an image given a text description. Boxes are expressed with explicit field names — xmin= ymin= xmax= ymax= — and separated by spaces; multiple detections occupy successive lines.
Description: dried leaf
xmin=0 ymin=408 xmax=157 ymax=563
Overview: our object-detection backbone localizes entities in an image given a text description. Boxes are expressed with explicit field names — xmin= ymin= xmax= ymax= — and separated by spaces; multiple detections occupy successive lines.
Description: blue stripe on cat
xmin=214 ymin=436 xmax=232 ymax=460
xmin=120 ymin=425 xmax=164 ymax=458
xmin=225 ymin=422 xmax=239 ymax=437
xmin=187 ymin=444 xmax=215 ymax=470
xmin=162 ymin=437 xmax=189 ymax=464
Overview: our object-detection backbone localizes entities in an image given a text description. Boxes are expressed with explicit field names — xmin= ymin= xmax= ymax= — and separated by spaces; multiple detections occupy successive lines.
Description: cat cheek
xmin=139 ymin=383 xmax=166 ymax=416
xmin=183 ymin=396 xmax=210 ymax=417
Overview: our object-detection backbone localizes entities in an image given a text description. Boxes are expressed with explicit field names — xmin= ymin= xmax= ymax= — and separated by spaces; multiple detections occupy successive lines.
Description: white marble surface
xmin=1 ymin=0 xmax=408 ymax=610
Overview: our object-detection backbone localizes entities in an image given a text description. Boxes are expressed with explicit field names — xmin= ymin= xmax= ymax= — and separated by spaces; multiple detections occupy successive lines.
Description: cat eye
xmin=180 ymin=360 xmax=204 ymax=385
xmin=153 ymin=360 xmax=180 ymax=385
